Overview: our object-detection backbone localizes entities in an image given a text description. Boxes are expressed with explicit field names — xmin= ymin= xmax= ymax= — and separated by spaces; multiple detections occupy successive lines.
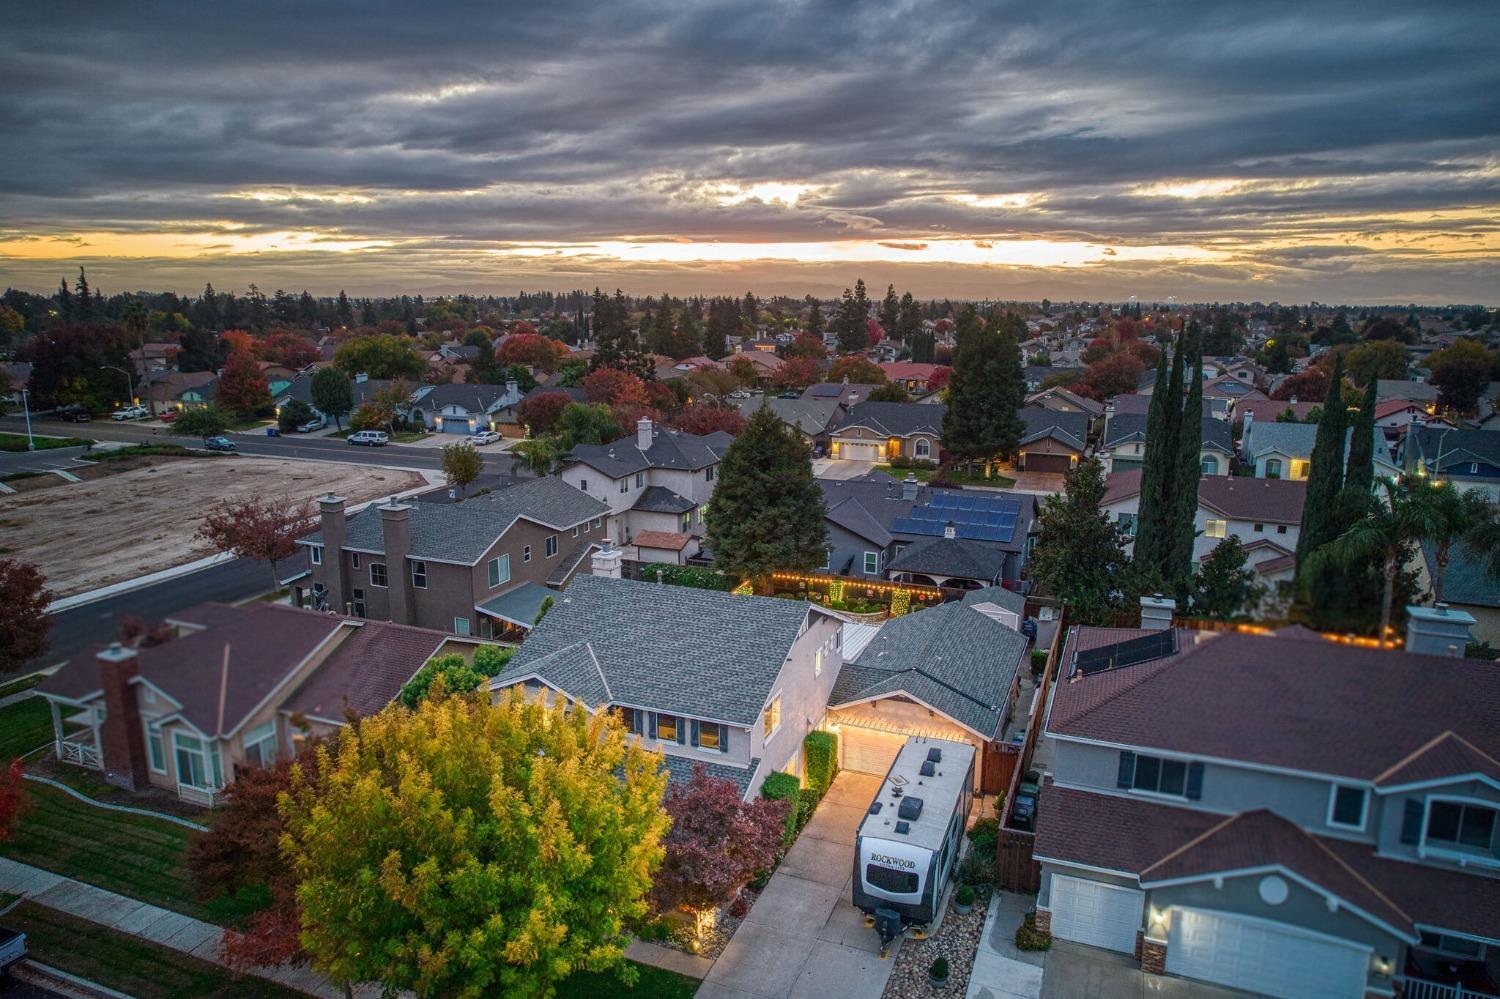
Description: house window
xmin=370 ymin=562 xmax=388 ymax=587
xmin=453 ymin=616 xmax=471 ymax=636
xmin=351 ymin=588 xmax=366 ymax=617
xmin=488 ymin=555 xmax=510 ymax=587
xmin=822 ymin=547 xmax=832 ymax=571
xmin=1117 ymin=751 xmax=1201 ymax=799
xmin=1418 ymin=932 xmax=1485 ymax=959
xmin=619 ymin=478 xmax=629 ymax=494
xmin=523 ymin=545 xmax=532 ymax=563
xmin=706 ymin=465 xmax=715 ymax=482
xmin=1328 ymin=785 xmax=1368 ymax=830
xmin=1426 ymin=800 xmax=1497 ymax=855
xmin=1200 ymin=456 xmax=1219 ymax=475
xmin=681 ymin=512 xmax=693 ymax=531
xmin=411 ymin=560 xmax=427 ymax=588
xmin=572 ymin=526 xmax=579 ymax=538
xmin=582 ymin=520 xmax=590 ymax=533
xmin=915 ymin=438 xmax=931 ymax=458
xmin=1290 ymin=460 xmax=1310 ymax=479
xmin=863 ymin=551 xmax=878 ymax=574
xmin=619 ymin=707 xmax=646 ymax=736
xmin=1276 ymin=524 xmax=1288 ymax=534
xmin=242 ymin=720 xmax=278 ymax=768
xmin=1265 ymin=458 xmax=1282 ymax=479
xmin=593 ymin=517 xmax=602 ymax=529
xmin=580 ymin=479 xmax=588 ymax=492
xmin=145 ymin=722 xmax=166 ymax=774
xmin=815 ymin=649 xmax=823 ymax=678
xmin=1253 ymin=523 xmax=1265 ymax=532
xmin=310 ymin=545 xmax=322 ymax=565
xmin=636 ymin=472 xmax=644 ymax=487
xmin=693 ymin=720 xmax=726 ymax=752
xmin=1118 ymin=512 xmax=1138 ymax=537
xmin=173 ymin=732 xmax=223 ymax=790
xmin=351 ymin=553 xmax=360 ymax=570
xmin=545 ymin=535 xmax=558 ymax=557
xmin=655 ymin=713 xmax=682 ymax=743
xmin=763 ymin=695 xmax=782 ymax=739
xmin=1204 ymin=519 xmax=1228 ymax=539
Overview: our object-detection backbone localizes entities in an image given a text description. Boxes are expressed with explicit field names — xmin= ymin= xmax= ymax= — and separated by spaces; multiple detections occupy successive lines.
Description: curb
xmin=21 ymin=774 xmax=211 ymax=832
xmin=13 ymin=959 xmax=139 ymax=999
xmin=47 ymin=553 xmax=238 ymax=613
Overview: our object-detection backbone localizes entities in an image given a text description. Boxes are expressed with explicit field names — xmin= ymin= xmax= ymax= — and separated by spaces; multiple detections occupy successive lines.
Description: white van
xmin=347 ymin=430 xmax=390 ymax=446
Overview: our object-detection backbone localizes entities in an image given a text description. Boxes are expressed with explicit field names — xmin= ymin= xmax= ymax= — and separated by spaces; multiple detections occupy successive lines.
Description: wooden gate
xmin=996 ymin=828 xmax=1040 ymax=892
xmin=982 ymin=741 xmax=1020 ymax=795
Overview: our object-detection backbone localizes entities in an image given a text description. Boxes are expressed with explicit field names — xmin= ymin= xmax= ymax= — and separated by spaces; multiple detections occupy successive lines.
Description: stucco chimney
xmin=1405 ymin=603 xmax=1474 ymax=657
xmin=1139 ymin=594 xmax=1176 ymax=631
xmin=592 ymin=538 xmax=623 ymax=579
xmin=637 ymin=417 xmax=653 ymax=451
xmin=903 ymin=474 xmax=919 ymax=501
xmin=318 ymin=494 xmax=348 ymax=614
xmin=97 ymin=644 xmax=149 ymax=791
xmin=379 ymin=499 xmax=414 ymax=625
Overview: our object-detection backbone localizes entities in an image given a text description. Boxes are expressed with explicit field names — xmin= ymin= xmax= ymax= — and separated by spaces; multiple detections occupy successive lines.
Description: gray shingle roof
xmin=831 ymin=601 xmax=1028 ymax=738
xmin=632 ymin=486 xmax=695 ymax=514
xmin=477 ymin=582 xmax=557 ymax=628
xmin=423 ymin=381 xmax=523 ymax=414
xmin=661 ymin=754 xmax=761 ymax=796
xmin=1422 ymin=541 xmax=1500 ymax=609
xmin=1104 ymin=413 xmax=1232 ymax=455
xmin=737 ymin=396 xmax=842 ymax=436
xmin=888 ymin=537 xmax=1007 ymax=582
xmin=567 ymin=426 xmax=732 ymax=477
xmin=1410 ymin=426 xmax=1500 ymax=472
xmin=961 ymin=585 xmax=1027 ymax=616
xmin=833 ymin=401 xmax=946 ymax=438
xmin=492 ymin=574 xmax=821 ymax=724
xmin=1017 ymin=406 xmax=1089 ymax=451
xmin=1242 ymin=421 xmax=1317 ymax=461
xmin=817 ymin=472 xmax=923 ymax=544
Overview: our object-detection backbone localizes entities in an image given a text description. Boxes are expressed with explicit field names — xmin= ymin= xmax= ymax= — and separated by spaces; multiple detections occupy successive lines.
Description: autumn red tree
xmin=925 ymin=366 xmax=953 ymax=392
xmin=1076 ymin=352 xmax=1146 ymax=401
xmin=771 ymin=356 xmax=820 ymax=390
xmin=257 ymin=331 xmax=321 ymax=369
xmin=516 ymin=390 xmax=572 ymax=435
xmin=216 ymin=349 xmax=272 ymax=417
xmin=0 ymin=559 xmax=52 ymax=675
xmin=195 ymin=496 xmax=314 ymax=589
xmin=866 ymin=319 xmax=885 ymax=347
xmin=650 ymin=764 xmax=789 ymax=938
xmin=496 ymin=333 xmax=568 ymax=372
xmin=0 ymin=760 xmax=28 ymax=844
xmin=509 ymin=320 xmax=539 ymax=337
xmin=783 ymin=334 xmax=827 ymax=360
xmin=670 ymin=404 xmax=746 ymax=437
xmin=220 ymin=329 xmax=255 ymax=354
xmin=582 ymin=367 xmax=651 ymax=408
xmin=1272 ymin=364 xmax=1332 ymax=402
xmin=825 ymin=356 xmax=886 ymax=384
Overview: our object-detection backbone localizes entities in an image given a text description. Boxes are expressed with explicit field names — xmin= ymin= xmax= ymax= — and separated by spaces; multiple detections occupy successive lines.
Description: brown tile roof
xmin=1373 ymin=731 xmax=1500 ymax=789
xmin=632 ymin=530 xmax=693 ymax=551
xmin=1239 ymin=399 xmax=1319 ymax=424
xmin=1034 ymin=780 xmax=1220 ymax=875
xmin=1197 ymin=476 xmax=1307 ymax=524
xmin=282 ymin=619 xmax=448 ymax=722
xmin=1048 ymin=627 xmax=1500 ymax=782
xmin=1323 ymin=837 xmax=1500 ymax=942
xmin=1101 ymin=469 xmax=1143 ymax=506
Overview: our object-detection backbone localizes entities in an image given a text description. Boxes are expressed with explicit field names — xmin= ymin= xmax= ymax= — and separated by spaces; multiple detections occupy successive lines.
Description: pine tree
xmin=897 ymin=292 xmax=920 ymax=344
xmin=741 ymin=291 xmax=758 ymax=333
xmin=336 ymin=290 xmax=353 ymax=327
xmin=1167 ymin=322 xmax=1205 ymax=600
xmin=879 ymin=284 xmax=900 ymax=335
xmin=705 ymin=405 xmax=828 ymax=583
xmin=834 ymin=287 xmax=868 ymax=353
xmin=673 ymin=302 xmax=702 ymax=359
xmin=590 ymin=289 xmax=653 ymax=379
xmin=981 ymin=311 xmax=1026 ymax=460
xmin=1294 ymin=355 xmax=1349 ymax=576
xmin=75 ymin=267 xmax=92 ymax=319
xmin=941 ymin=305 xmax=989 ymax=469
xmin=805 ymin=297 xmax=824 ymax=337
xmin=646 ymin=306 xmax=676 ymax=356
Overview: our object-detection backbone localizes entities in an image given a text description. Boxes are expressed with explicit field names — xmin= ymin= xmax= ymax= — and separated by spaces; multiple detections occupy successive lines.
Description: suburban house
xmin=819 ymin=472 xmax=925 ymax=579
xmin=735 ymin=395 xmax=843 ymax=451
xmin=275 ymin=374 xmax=436 ymax=426
xmin=1235 ymin=397 xmax=1318 ymax=430
xmin=826 ymin=591 xmax=1030 ymax=793
xmin=1415 ymin=542 xmax=1500 ymax=648
xmin=490 ymin=568 xmax=845 ymax=798
xmin=887 ymin=489 xmax=1038 ymax=589
xmin=878 ymin=362 xmax=943 ymax=393
xmin=830 ymin=401 xmax=945 ymax=463
xmin=35 ymin=602 xmax=487 ymax=806
xmin=1034 ymin=617 xmax=1500 ymax=999
xmin=410 ymin=381 xmax=525 ymax=435
xmin=1241 ymin=421 xmax=1318 ymax=479
xmin=1026 ymin=386 xmax=1106 ymax=424
xmin=1374 ymin=399 xmax=1430 ymax=441
xmin=1102 ymin=470 xmax=1305 ymax=581
xmin=1403 ymin=426 xmax=1500 ymax=496
xmin=255 ymin=362 xmax=299 ymax=398
xmin=802 ymin=381 xmax=881 ymax=408
xmin=558 ymin=418 xmax=732 ymax=561
xmin=294 ymin=476 xmax=611 ymax=639
xmin=1014 ymin=406 xmax=1091 ymax=473
xmin=140 ymin=370 xmax=216 ymax=415
xmin=1098 ymin=412 xmax=1234 ymax=476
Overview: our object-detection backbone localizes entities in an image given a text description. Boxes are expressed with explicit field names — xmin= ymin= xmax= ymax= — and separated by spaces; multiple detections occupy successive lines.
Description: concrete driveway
xmin=812 ymin=458 xmax=876 ymax=481
xmin=698 ymin=771 xmax=897 ymax=999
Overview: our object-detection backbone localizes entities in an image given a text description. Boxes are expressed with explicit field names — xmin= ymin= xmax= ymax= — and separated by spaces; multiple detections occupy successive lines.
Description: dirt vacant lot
xmin=0 ymin=457 xmax=425 ymax=597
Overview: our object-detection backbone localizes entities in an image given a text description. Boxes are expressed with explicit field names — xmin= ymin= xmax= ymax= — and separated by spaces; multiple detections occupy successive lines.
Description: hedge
xmin=804 ymin=731 xmax=838 ymax=796
xmin=642 ymin=564 xmax=734 ymax=591
xmin=760 ymin=771 xmax=801 ymax=845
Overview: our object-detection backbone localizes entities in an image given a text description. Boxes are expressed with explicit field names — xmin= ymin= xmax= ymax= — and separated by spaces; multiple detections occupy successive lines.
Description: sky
xmin=1 ymin=0 xmax=1497 ymax=305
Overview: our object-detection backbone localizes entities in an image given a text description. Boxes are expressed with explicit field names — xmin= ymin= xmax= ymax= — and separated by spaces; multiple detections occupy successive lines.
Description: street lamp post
xmin=100 ymin=365 xmax=134 ymax=408
xmin=21 ymin=388 xmax=35 ymax=451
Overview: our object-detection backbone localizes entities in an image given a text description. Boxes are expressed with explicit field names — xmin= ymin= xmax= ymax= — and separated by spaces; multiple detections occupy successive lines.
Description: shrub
xmin=795 ymin=787 xmax=821 ymax=831
xmin=760 ymin=772 xmax=801 ymax=844
xmin=804 ymin=731 xmax=838 ymax=795
xmin=728 ymin=894 xmax=749 ymax=919
xmin=471 ymin=645 xmax=515 ymax=676
xmin=644 ymin=564 xmax=734 ymax=591
xmin=957 ymin=849 xmax=995 ymax=886
xmin=889 ymin=588 xmax=912 ymax=617
xmin=955 ymin=884 xmax=975 ymax=907
xmin=930 ymin=956 xmax=950 ymax=980
xmin=967 ymin=817 xmax=1000 ymax=842
xmin=1015 ymin=913 xmax=1052 ymax=951
xmin=890 ymin=456 xmax=938 ymax=471
xmin=399 ymin=654 xmax=487 ymax=707
xmin=1030 ymin=650 xmax=1049 ymax=676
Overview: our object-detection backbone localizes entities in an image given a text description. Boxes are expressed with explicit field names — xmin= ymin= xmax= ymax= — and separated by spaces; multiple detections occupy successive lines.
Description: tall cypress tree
xmin=1339 ymin=383 xmax=1376 ymax=520
xmin=1167 ymin=322 xmax=1205 ymax=600
xmin=1133 ymin=333 xmax=1184 ymax=587
xmin=1293 ymin=355 xmax=1349 ymax=575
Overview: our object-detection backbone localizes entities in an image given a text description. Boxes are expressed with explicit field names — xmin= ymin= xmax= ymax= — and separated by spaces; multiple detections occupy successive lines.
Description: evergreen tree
xmin=1339 ymin=383 xmax=1377 ymax=521
xmin=897 ymin=292 xmax=921 ymax=344
xmin=336 ymin=290 xmax=353 ymax=327
xmin=805 ymin=297 xmax=824 ymax=337
xmin=673 ymin=302 xmax=702 ymax=359
xmin=1294 ymin=355 xmax=1349 ymax=576
xmin=1194 ymin=537 xmax=1261 ymax=619
xmin=1167 ymin=322 xmax=1204 ymax=600
xmin=702 ymin=299 xmax=733 ymax=359
xmin=705 ymin=405 xmax=828 ymax=583
xmin=646 ymin=305 xmax=676 ymax=357
xmin=75 ymin=268 xmax=92 ymax=319
xmin=1132 ymin=343 xmax=1176 ymax=586
xmin=311 ymin=367 xmax=355 ymax=430
xmin=980 ymin=311 xmax=1026 ymax=460
xmin=1030 ymin=459 xmax=1128 ymax=625
xmin=941 ymin=306 xmax=989 ymax=469
xmin=833 ymin=287 xmax=868 ymax=353
xmin=879 ymin=284 xmax=900 ymax=335
xmin=741 ymin=291 xmax=758 ymax=333
xmin=589 ymin=289 xmax=653 ymax=379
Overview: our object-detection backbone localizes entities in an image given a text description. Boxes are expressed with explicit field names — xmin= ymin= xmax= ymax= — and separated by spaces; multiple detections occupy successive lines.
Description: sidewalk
xmin=0 ymin=857 xmax=375 ymax=998
xmin=967 ymin=891 xmax=1044 ymax=999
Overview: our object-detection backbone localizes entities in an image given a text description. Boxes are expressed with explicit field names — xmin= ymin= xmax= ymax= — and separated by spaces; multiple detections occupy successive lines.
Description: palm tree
xmin=1313 ymin=476 xmax=1436 ymax=640
xmin=1420 ymin=481 xmax=1492 ymax=602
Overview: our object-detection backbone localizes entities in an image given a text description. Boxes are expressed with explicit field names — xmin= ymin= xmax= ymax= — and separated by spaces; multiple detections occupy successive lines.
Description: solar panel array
xmin=1073 ymin=630 xmax=1178 ymax=676
xmin=891 ymin=491 xmax=1023 ymax=543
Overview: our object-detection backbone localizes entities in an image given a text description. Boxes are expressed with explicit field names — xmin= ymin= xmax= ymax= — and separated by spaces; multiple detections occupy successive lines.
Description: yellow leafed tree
xmin=279 ymin=687 xmax=669 ymax=998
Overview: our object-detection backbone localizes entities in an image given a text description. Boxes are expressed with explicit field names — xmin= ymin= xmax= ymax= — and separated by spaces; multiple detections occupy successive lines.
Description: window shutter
xmin=647 ymin=712 xmax=657 ymax=740
xmin=1116 ymin=751 xmax=1136 ymax=789
xmin=718 ymin=724 xmax=729 ymax=754
xmin=1185 ymin=761 xmax=1204 ymax=800
xmin=689 ymin=720 xmax=700 ymax=747
xmin=1400 ymin=799 xmax=1424 ymax=845
xmin=676 ymin=718 xmax=687 ymax=746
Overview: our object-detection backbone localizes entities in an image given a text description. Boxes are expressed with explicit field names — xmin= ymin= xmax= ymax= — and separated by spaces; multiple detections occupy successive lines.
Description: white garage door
xmin=1167 ymin=908 xmax=1369 ymax=999
xmin=1049 ymin=875 xmax=1143 ymax=954
xmin=841 ymin=726 xmax=907 ymax=776
xmin=839 ymin=443 xmax=880 ymax=462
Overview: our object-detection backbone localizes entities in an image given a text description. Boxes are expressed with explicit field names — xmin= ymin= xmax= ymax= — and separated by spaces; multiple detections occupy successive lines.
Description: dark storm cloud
xmin=0 ymin=0 xmax=1497 ymax=300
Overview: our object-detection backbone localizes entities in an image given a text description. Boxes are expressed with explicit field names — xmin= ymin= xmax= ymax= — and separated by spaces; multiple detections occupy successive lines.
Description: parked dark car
xmin=202 ymin=436 xmax=237 ymax=451
xmin=56 ymin=405 xmax=91 ymax=422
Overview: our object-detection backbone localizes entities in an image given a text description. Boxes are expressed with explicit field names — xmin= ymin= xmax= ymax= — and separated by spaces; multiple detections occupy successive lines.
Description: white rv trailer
xmin=852 ymin=736 xmax=975 ymax=952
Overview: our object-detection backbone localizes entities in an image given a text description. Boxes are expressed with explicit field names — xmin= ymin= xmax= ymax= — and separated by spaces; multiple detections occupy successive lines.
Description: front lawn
xmin=0 ymin=696 xmax=54 ymax=760
xmin=935 ymin=469 xmax=1017 ymax=488
xmin=1 ymin=901 xmax=302 ymax=998
xmin=0 ymin=433 xmax=91 ymax=451
xmin=0 ymin=671 xmax=46 ymax=701
xmin=875 ymin=463 xmax=937 ymax=482
xmin=557 ymin=963 xmax=699 ymax=999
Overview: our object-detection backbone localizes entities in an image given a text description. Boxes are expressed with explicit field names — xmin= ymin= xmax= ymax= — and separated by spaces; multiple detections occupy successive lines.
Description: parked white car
xmin=347 ymin=430 xmax=390 ymax=446
xmin=111 ymin=405 xmax=148 ymax=421
xmin=297 ymin=416 xmax=327 ymax=433
xmin=469 ymin=430 xmax=502 ymax=446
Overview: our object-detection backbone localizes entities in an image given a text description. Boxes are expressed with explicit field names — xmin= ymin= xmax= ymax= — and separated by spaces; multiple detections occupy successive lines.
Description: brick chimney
xmin=1405 ymin=603 xmax=1475 ymax=657
xmin=592 ymin=539 xmax=623 ymax=578
xmin=379 ymin=498 xmax=414 ymax=625
xmin=318 ymin=494 xmax=348 ymax=614
xmin=637 ymin=417 xmax=654 ymax=452
xmin=97 ymin=644 xmax=149 ymax=790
